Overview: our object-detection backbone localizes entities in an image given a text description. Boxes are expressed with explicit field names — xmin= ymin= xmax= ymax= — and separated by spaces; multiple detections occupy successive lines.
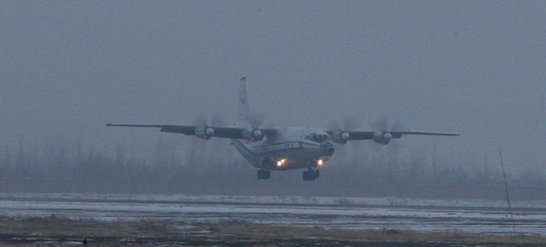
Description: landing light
xmin=318 ymin=159 xmax=323 ymax=166
xmin=277 ymin=159 xmax=286 ymax=167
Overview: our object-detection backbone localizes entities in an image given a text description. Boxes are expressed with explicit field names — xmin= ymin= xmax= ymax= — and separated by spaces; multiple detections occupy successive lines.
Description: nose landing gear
xmin=302 ymin=169 xmax=319 ymax=181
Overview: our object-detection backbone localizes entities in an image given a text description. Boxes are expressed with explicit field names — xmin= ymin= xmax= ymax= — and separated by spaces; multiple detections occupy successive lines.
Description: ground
xmin=1 ymin=215 xmax=545 ymax=246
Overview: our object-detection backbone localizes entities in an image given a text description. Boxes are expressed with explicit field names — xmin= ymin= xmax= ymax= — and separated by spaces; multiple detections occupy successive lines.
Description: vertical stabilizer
xmin=236 ymin=77 xmax=251 ymax=127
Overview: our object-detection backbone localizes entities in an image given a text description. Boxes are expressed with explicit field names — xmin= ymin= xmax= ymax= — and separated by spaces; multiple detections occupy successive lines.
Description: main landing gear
xmin=303 ymin=169 xmax=320 ymax=181
xmin=257 ymin=169 xmax=270 ymax=180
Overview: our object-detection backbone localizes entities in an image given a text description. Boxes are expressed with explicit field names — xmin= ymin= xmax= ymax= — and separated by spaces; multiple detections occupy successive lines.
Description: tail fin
xmin=236 ymin=77 xmax=251 ymax=127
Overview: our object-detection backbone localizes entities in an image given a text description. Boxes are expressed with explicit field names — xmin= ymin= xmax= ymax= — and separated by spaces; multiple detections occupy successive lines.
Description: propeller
xmin=192 ymin=111 xmax=227 ymax=140
xmin=211 ymin=111 xmax=227 ymax=126
xmin=327 ymin=115 xmax=364 ymax=163
xmin=249 ymin=113 xmax=265 ymax=128
xmin=242 ymin=112 xmax=274 ymax=143
xmin=189 ymin=112 xmax=229 ymax=168
xmin=193 ymin=111 xmax=227 ymax=127
xmin=371 ymin=116 xmax=404 ymax=133
xmin=370 ymin=116 xmax=404 ymax=152
xmin=341 ymin=115 xmax=362 ymax=130
xmin=328 ymin=115 xmax=362 ymax=132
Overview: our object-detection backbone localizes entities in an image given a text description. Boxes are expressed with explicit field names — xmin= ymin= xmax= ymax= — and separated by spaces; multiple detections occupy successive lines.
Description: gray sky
xmin=1 ymin=1 xmax=545 ymax=169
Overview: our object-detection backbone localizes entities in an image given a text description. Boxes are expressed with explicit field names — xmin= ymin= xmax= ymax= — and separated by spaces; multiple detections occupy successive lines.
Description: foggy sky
xmin=1 ymin=1 xmax=545 ymax=169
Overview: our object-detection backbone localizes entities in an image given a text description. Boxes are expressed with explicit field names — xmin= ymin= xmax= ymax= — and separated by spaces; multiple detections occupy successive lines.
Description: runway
xmin=2 ymin=193 xmax=545 ymax=236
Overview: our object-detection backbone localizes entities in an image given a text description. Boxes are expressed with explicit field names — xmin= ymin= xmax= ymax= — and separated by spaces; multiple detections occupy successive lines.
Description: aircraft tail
xmin=236 ymin=77 xmax=251 ymax=127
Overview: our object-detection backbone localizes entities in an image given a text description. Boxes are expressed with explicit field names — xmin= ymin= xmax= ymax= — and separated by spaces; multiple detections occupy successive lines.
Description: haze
xmin=1 ymin=1 xmax=545 ymax=177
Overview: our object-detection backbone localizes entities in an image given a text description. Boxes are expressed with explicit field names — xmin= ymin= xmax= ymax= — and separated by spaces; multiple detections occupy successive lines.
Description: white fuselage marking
xmin=235 ymin=128 xmax=332 ymax=171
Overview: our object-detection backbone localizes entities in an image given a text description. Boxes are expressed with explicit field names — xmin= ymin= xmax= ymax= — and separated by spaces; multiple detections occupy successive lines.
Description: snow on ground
xmin=1 ymin=193 xmax=545 ymax=235
xmin=2 ymin=193 xmax=545 ymax=209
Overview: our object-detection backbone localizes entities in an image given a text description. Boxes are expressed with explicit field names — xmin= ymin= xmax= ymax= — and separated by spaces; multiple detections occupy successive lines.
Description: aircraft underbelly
xmin=232 ymin=139 xmax=331 ymax=171
xmin=261 ymin=150 xmax=316 ymax=170
xmin=255 ymin=142 xmax=324 ymax=170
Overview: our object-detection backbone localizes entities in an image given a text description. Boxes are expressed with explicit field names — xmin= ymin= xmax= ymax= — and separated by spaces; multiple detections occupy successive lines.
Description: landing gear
xmin=257 ymin=169 xmax=270 ymax=180
xmin=302 ymin=169 xmax=319 ymax=181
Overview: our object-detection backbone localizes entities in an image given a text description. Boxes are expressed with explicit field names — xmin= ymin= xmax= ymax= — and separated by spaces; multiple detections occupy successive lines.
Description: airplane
xmin=107 ymin=77 xmax=459 ymax=181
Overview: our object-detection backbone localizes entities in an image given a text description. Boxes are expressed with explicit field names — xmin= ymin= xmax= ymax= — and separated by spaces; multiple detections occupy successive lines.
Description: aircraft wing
xmin=343 ymin=130 xmax=460 ymax=140
xmin=106 ymin=123 xmax=277 ymax=140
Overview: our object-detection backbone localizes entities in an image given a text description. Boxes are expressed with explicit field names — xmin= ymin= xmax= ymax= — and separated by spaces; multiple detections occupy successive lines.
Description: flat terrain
xmin=2 ymin=215 xmax=546 ymax=246
xmin=1 ymin=194 xmax=546 ymax=246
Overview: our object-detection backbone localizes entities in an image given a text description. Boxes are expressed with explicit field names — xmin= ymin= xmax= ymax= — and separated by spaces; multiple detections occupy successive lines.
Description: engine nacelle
xmin=372 ymin=131 xmax=392 ymax=145
xmin=242 ymin=128 xmax=264 ymax=142
xmin=194 ymin=125 xmax=214 ymax=140
xmin=330 ymin=130 xmax=350 ymax=144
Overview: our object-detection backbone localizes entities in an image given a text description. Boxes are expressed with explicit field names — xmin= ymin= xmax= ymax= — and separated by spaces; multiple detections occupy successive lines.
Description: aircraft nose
xmin=321 ymin=141 xmax=335 ymax=156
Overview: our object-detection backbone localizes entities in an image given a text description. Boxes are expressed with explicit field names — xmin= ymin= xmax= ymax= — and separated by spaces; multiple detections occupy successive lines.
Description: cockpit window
xmin=306 ymin=133 xmax=330 ymax=143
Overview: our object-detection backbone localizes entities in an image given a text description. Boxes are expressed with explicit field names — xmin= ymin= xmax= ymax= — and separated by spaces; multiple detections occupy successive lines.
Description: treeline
xmin=1 ymin=137 xmax=545 ymax=200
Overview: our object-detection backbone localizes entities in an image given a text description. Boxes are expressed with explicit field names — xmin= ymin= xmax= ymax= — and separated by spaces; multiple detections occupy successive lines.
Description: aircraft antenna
xmin=498 ymin=146 xmax=516 ymax=234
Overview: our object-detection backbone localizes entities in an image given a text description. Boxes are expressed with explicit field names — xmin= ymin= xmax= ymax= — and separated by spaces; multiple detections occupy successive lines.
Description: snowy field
xmin=1 ymin=193 xmax=545 ymax=235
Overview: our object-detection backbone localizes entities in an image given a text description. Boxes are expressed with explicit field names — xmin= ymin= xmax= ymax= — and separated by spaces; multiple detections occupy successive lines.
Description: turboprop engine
xmin=194 ymin=125 xmax=214 ymax=140
xmin=372 ymin=131 xmax=392 ymax=145
xmin=330 ymin=130 xmax=350 ymax=144
xmin=242 ymin=128 xmax=264 ymax=142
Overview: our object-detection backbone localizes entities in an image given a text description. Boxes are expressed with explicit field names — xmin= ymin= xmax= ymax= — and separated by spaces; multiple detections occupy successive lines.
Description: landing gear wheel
xmin=302 ymin=170 xmax=317 ymax=181
xmin=315 ymin=169 xmax=320 ymax=178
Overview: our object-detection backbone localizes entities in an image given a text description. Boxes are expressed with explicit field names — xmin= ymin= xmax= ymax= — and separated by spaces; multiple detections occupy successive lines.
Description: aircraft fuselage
xmin=232 ymin=128 xmax=335 ymax=171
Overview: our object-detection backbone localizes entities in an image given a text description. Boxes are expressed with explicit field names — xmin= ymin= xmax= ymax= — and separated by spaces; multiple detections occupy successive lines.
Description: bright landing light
xmin=318 ymin=159 xmax=323 ymax=166
xmin=277 ymin=159 xmax=286 ymax=167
